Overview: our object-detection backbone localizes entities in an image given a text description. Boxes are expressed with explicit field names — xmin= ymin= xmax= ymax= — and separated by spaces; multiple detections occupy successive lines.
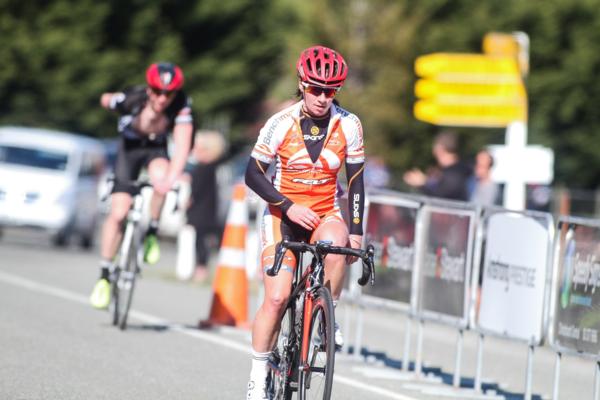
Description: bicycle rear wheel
xmin=298 ymin=287 xmax=335 ymax=400
xmin=267 ymin=302 xmax=296 ymax=400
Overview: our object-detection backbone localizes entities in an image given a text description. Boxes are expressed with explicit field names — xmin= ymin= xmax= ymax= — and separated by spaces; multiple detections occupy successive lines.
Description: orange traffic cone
xmin=200 ymin=183 xmax=249 ymax=328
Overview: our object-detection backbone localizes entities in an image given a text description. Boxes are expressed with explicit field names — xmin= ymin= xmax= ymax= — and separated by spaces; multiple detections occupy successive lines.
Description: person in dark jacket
xmin=403 ymin=130 xmax=471 ymax=201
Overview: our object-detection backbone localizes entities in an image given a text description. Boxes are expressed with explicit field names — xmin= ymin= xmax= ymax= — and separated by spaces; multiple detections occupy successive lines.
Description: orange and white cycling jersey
xmin=251 ymin=101 xmax=365 ymax=216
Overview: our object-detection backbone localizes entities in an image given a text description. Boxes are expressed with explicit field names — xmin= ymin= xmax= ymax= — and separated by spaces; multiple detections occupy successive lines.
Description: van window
xmin=0 ymin=145 xmax=69 ymax=171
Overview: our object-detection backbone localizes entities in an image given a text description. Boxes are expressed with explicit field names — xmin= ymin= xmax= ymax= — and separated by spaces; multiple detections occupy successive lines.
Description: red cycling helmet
xmin=296 ymin=45 xmax=348 ymax=88
xmin=146 ymin=62 xmax=184 ymax=91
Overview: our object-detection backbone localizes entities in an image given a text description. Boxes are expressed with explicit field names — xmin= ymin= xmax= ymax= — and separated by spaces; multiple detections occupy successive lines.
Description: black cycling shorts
xmin=112 ymin=137 xmax=169 ymax=195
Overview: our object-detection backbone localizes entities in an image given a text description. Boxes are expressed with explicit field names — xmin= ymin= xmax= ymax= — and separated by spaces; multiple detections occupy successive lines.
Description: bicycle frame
xmin=267 ymin=240 xmax=375 ymax=399
xmin=118 ymin=192 xmax=145 ymax=268
xmin=296 ymin=255 xmax=325 ymax=369
xmin=110 ymin=180 xmax=154 ymax=330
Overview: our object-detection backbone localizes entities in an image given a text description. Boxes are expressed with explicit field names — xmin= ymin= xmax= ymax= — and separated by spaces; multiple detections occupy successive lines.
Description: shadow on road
xmin=348 ymin=346 xmax=544 ymax=400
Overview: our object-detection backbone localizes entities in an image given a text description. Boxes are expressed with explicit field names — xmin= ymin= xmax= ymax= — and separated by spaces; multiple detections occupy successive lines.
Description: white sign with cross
xmin=487 ymin=122 xmax=554 ymax=210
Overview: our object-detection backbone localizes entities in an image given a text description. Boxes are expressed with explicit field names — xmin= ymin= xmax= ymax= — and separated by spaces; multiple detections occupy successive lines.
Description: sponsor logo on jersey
xmin=310 ymin=126 xmax=320 ymax=135
xmin=352 ymin=193 xmax=361 ymax=224
xmin=263 ymin=111 xmax=291 ymax=145
xmin=304 ymin=134 xmax=325 ymax=141
xmin=292 ymin=177 xmax=332 ymax=185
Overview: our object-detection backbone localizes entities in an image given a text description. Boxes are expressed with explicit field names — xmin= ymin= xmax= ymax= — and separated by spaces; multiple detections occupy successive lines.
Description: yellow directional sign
xmin=415 ymin=79 xmax=526 ymax=100
xmin=413 ymin=51 xmax=527 ymax=127
xmin=414 ymin=100 xmax=527 ymax=128
xmin=415 ymin=53 xmax=520 ymax=78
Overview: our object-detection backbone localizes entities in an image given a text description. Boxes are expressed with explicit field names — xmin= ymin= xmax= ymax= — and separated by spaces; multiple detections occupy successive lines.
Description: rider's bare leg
xmin=312 ymin=218 xmax=349 ymax=300
xmin=248 ymin=250 xmax=295 ymax=392
xmin=251 ymin=258 xmax=295 ymax=352
xmin=147 ymin=157 xmax=170 ymax=221
xmin=100 ymin=192 xmax=133 ymax=261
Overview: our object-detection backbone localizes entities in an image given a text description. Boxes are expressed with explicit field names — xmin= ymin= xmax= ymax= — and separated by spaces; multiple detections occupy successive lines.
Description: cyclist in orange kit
xmin=244 ymin=45 xmax=365 ymax=399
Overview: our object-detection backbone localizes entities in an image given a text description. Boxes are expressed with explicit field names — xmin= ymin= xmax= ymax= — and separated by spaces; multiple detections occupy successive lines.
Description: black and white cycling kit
xmin=108 ymin=85 xmax=193 ymax=194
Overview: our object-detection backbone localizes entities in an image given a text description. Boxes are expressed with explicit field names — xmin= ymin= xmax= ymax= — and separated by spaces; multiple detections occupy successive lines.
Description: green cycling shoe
xmin=90 ymin=279 xmax=111 ymax=309
xmin=143 ymin=234 xmax=160 ymax=265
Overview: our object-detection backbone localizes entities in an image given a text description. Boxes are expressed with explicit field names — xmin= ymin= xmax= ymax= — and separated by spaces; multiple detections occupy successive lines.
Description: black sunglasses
xmin=150 ymin=87 xmax=176 ymax=97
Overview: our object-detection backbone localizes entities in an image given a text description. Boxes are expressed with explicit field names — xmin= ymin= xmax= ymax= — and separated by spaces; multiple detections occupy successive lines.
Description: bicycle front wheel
xmin=268 ymin=301 xmax=296 ymax=400
xmin=298 ymin=286 xmax=335 ymax=400
xmin=109 ymin=270 xmax=120 ymax=326
xmin=116 ymin=262 xmax=137 ymax=330
xmin=115 ymin=227 xmax=138 ymax=330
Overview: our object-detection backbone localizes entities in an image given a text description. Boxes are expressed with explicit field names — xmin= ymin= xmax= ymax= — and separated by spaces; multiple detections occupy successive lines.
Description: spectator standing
xmin=364 ymin=155 xmax=390 ymax=190
xmin=403 ymin=130 xmax=471 ymax=201
xmin=468 ymin=149 xmax=500 ymax=206
xmin=186 ymin=130 xmax=227 ymax=282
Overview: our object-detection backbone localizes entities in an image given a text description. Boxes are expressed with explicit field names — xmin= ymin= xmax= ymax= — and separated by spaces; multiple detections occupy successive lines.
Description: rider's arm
xmin=346 ymin=161 xmax=365 ymax=236
xmin=100 ymin=92 xmax=125 ymax=110
xmin=100 ymin=86 xmax=146 ymax=113
xmin=246 ymin=109 xmax=297 ymax=213
xmin=245 ymin=157 xmax=293 ymax=213
xmin=167 ymin=117 xmax=194 ymax=183
xmin=342 ymin=111 xmax=366 ymax=238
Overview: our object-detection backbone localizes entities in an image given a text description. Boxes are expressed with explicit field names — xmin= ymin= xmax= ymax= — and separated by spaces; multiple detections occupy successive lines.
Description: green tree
xmin=0 ymin=0 xmax=294 ymax=141
xmin=273 ymin=0 xmax=600 ymax=189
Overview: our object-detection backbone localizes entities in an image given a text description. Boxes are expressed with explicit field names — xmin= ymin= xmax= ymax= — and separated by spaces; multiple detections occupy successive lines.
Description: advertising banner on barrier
xmin=478 ymin=212 xmax=552 ymax=343
xmin=363 ymin=196 xmax=419 ymax=305
xmin=551 ymin=221 xmax=600 ymax=355
xmin=417 ymin=205 xmax=475 ymax=325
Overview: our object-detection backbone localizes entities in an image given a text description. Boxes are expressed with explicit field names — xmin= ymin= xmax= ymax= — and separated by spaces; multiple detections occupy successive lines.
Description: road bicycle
xmin=265 ymin=239 xmax=375 ymax=400
xmin=104 ymin=177 xmax=177 ymax=330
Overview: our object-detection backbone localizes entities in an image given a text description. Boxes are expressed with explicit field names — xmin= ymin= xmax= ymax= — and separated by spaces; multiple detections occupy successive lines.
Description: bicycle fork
xmin=118 ymin=195 xmax=144 ymax=269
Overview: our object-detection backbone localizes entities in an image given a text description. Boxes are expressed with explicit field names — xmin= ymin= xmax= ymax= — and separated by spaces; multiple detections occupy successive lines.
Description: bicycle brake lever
xmin=366 ymin=244 xmax=376 ymax=285
xmin=267 ymin=241 xmax=286 ymax=277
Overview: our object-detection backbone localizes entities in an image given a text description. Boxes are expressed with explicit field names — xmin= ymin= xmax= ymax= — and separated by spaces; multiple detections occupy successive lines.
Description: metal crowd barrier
xmin=250 ymin=187 xmax=600 ymax=399
xmin=340 ymin=190 xmax=564 ymax=399
xmin=470 ymin=207 xmax=554 ymax=398
xmin=547 ymin=216 xmax=600 ymax=400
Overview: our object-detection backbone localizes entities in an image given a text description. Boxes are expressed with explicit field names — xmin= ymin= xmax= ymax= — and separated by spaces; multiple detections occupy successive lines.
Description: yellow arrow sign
xmin=414 ymin=100 xmax=527 ymax=127
xmin=415 ymin=79 xmax=526 ymax=100
xmin=415 ymin=53 xmax=520 ymax=78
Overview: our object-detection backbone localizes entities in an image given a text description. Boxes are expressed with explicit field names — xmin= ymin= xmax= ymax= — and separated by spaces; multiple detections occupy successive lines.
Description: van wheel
xmin=80 ymin=233 xmax=94 ymax=250
xmin=51 ymin=231 xmax=70 ymax=247
xmin=79 ymin=219 xmax=97 ymax=250
xmin=52 ymin=222 xmax=73 ymax=247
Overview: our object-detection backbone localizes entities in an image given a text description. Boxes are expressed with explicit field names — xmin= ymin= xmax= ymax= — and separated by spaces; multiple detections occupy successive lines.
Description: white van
xmin=0 ymin=126 xmax=106 ymax=248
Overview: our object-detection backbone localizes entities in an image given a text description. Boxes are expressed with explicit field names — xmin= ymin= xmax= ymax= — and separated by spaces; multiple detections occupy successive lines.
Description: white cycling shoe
xmin=246 ymin=379 xmax=267 ymax=400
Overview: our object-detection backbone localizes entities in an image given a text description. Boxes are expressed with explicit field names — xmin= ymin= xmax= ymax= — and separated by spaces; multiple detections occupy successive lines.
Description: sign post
xmin=488 ymin=122 xmax=554 ymax=210
xmin=413 ymin=32 xmax=553 ymax=210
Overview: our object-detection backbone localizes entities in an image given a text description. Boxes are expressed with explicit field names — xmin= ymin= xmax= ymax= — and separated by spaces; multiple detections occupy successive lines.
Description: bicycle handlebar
xmin=267 ymin=239 xmax=376 ymax=287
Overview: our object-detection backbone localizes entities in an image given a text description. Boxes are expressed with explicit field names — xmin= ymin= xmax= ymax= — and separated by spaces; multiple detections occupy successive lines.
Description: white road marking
xmin=0 ymin=270 xmax=419 ymax=400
